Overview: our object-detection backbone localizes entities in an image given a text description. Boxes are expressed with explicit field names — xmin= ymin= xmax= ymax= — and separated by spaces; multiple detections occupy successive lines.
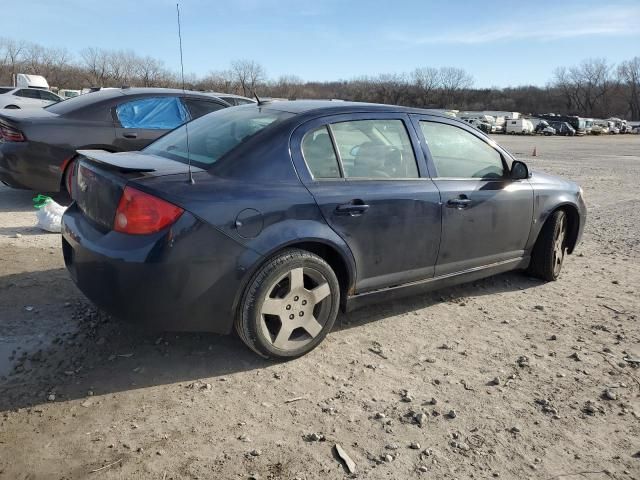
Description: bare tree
xmin=553 ymin=58 xmax=612 ymax=117
xmin=230 ymin=60 xmax=266 ymax=97
xmin=198 ymin=70 xmax=236 ymax=93
xmin=80 ymin=47 xmax=111 ymax=86
xmin=618 ymin=57 xmax=640 ymax=120
xmin=438 ymin=67 xmax=474 ymax=107
xmin=272 ymin=74 xmax=304 ymax=99
xmin=0 ymin=37 xmax=27 ymax=84
xmin=411 ymin=67 xmax=440 ymax=107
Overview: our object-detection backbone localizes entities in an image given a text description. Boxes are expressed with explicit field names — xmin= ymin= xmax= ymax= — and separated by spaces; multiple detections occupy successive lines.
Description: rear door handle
xmin=335 ymin=200 xmax=369 ymax=216
xmin=123 ymin=132 xmax=138 ymax=139
xmin=446 ymin=197 xmax=471 ymax=209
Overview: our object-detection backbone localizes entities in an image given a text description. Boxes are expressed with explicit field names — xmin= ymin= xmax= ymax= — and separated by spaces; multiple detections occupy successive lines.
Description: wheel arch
xmin=232 ymin=237 xmax=357 ymax=318
xmin=59 ymin=146 xmax=118 ymax=190
xmin=537 ymin=202 xmax=581 ymax=254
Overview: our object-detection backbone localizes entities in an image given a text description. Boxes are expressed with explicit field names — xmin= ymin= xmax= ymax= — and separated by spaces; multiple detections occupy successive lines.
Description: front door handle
xmin=446 ymin=197 xmax=471 ymax=209
xmin=123 ymin=132 xmax=138 ymax=139
xmin=335 ymin=200 xmax=369 ymax=216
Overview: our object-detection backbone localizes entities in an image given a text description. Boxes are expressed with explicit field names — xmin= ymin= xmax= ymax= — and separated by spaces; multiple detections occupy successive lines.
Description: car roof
xmin=84 ymin=87 xmax=228 ymax=99
xmin=262 ymin=99 xmax=453 ymax=119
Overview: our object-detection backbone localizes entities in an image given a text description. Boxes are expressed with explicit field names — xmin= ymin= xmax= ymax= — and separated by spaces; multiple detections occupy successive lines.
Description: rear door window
xmin=330 ymin=119 xmax=419 ymax=179
xmin=182 ymin=98 xmax=226 ymax=120
xmin=15 ymin=89 xmax=40 ymax=99
xmin=115 ymin=96 xmax=189 ymax=129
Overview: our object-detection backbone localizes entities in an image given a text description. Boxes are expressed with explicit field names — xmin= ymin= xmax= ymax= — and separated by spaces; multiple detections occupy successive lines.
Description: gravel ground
xmin=0 ymin=134 xmax=639 ymax=480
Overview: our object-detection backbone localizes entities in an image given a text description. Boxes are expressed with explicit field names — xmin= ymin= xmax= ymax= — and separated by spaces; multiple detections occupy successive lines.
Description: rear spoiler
xmin=76 ymin=149 xmax=204 ymax=175
xmin=77 ymin=150 xmax=156 ymax=172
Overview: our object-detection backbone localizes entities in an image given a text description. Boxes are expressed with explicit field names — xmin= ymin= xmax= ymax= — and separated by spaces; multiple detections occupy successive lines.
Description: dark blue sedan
xmin=61 ymin=101 xmax=586 ymax=358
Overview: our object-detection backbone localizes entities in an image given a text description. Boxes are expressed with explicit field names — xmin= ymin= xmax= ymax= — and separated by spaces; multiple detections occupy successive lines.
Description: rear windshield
xmin=44 ymin=89 xmax=123 ymax=115
xmin=145 ymin=107 xmax=292 ymax=168
xmin=0 ymin=88 xmax=13 ymax=94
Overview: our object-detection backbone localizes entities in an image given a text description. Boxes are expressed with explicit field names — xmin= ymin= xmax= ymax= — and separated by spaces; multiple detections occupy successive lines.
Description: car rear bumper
xmin=61 ymin=203 xmax=261 ymax=333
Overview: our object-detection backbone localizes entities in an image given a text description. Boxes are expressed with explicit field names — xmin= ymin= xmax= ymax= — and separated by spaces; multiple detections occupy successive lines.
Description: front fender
xmin=525 ymin=180 xmax=586 ymax=253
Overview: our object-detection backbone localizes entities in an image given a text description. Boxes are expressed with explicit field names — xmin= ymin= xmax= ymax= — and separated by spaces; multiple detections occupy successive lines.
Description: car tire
xmin=528 ymin=210 xmax=568 ymax=281
xmin=236 ymin=249 xmax=340 ymax=359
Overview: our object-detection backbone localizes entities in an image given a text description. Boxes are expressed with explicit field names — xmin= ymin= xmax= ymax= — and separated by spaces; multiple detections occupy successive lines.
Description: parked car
xmin=591 ymin=123 xmax=609 ymax=135
xmin=505 ymin=118 xmax=534 ymax=134
xmin=57 ymin=89 xmax=81 ymax=99
xmin=533 ymin=120 xmax=556 ymax=136
xmin=0 ymin=86 xmax=62 ymax=109
xmin=0 ymin=88 xmax=230 ymax=192
xmin=463 ymin=117 xmax=492 ymax=133
xmin=61 ymin=101 xmax=587 ymax=358
xmin=549 ymin=121 xmax=575 ymax=136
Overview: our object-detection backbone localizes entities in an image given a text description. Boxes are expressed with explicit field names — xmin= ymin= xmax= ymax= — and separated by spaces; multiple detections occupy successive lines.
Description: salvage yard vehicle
xmin=533 ymin=120 xmax=556 ymax=136
xmin=462 ymin=117 xmax=492 ymax=133
xmin=61 ymin=101 xmax=587 ymax=358
xmin=0 ymin=88 xmax=230 ymax=192
xmin=0 ymin=86 xmax=62 ymax=109
xmin=505 ymin=118 xmax=534 ymax=134
xmin=549 ymin=121 xmax=576 ymax=136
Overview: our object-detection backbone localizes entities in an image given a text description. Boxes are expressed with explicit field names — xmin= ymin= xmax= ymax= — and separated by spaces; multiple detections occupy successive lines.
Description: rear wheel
xmin=528 ymin=210 xmax=568 ymax=281
xmin=236 ymin=249 xmax=340 ymax=358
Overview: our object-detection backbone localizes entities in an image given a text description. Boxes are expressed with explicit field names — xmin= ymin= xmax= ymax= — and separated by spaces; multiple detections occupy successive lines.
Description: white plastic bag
xmin=34 ymin=197 xmax=67 ymax=233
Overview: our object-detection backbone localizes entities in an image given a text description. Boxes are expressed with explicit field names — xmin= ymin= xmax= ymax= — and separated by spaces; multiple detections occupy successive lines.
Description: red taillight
xmin=0 ymin=123 xmax=25 ymax=142
xmin=114 ymin=186 xmax=184 ymax=235
xmin=63 ymin=158 xmax=76 ymax=195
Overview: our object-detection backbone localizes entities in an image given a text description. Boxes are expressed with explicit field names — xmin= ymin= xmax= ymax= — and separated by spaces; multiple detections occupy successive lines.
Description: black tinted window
xmin=0 ymin=88 xmax=12 ymax=94
xmin=39 ymin=91 xmax=60 ymax=102
xmin=45 ymin=89 xmax=123 ymax=115
xmin=183 ymin=98 xmax=226 ymax=119
xmin=16 ymin=89 xmax=40 ymax=99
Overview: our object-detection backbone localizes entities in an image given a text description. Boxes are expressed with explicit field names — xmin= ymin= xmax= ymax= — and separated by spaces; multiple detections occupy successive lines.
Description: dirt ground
xmin=0 ymin=134 xmax=639 ymax=480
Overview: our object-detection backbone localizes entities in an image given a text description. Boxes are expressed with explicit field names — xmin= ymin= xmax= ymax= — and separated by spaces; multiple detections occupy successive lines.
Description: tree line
xmin=1 ymin=37 xmax=639 ymax=120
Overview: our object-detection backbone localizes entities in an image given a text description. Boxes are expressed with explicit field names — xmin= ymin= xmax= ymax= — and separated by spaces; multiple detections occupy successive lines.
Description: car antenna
xmin=254 ymin=91 xmax=266 ymax=106
xmin=176 ymin=2 xmax=194 ymax=184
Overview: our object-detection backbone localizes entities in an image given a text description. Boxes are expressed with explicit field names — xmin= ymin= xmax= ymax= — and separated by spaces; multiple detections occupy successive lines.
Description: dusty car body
xmin=61 ymin=101 xmax=587 ymax=358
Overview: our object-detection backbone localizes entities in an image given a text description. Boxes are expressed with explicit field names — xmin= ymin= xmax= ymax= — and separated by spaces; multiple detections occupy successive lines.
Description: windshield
xmin=145 ymin=107 xmax=292 ymax=168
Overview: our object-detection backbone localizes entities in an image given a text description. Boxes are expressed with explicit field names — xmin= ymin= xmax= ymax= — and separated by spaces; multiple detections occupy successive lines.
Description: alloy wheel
xmin=259 ymin=266 xmax=332 ymax=351
xmin=552 ymin=215 xmax=566 ymax=276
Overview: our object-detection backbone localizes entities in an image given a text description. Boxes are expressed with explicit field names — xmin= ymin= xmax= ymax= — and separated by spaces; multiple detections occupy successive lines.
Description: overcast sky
xmin=4 ymin=0 xmax=640 ymax=87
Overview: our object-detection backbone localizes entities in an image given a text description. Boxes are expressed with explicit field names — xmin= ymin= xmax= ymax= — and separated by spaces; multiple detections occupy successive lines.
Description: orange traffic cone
xmin=532 ymin=146 xmax=537 ymax=157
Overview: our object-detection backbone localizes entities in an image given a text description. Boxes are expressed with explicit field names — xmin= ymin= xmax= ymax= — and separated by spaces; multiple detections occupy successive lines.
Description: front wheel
xmin=528 ymin=210 xmax=568 ymax=281
xmin=236 ymin=249 xmax=340 ymax=358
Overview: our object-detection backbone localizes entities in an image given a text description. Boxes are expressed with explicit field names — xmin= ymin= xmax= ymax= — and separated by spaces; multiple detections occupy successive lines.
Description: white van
xmin=505 ymin=118 xmax=534 ymax=135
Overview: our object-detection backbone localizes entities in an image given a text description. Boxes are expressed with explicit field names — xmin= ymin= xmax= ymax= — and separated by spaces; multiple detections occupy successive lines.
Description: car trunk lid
xmin=73 ymin=150 xmax=202 ymax=231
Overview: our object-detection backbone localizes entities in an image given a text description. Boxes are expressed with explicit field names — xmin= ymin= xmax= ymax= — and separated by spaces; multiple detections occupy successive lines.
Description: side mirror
xmin=510 ymin=160 xmax=529 ymax=180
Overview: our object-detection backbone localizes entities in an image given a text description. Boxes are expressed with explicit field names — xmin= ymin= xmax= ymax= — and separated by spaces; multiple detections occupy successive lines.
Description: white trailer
xmin=505 ymin=118 xmax=534 ymax=134
xmin=14 ymin=73 xmax=49 ymax=89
